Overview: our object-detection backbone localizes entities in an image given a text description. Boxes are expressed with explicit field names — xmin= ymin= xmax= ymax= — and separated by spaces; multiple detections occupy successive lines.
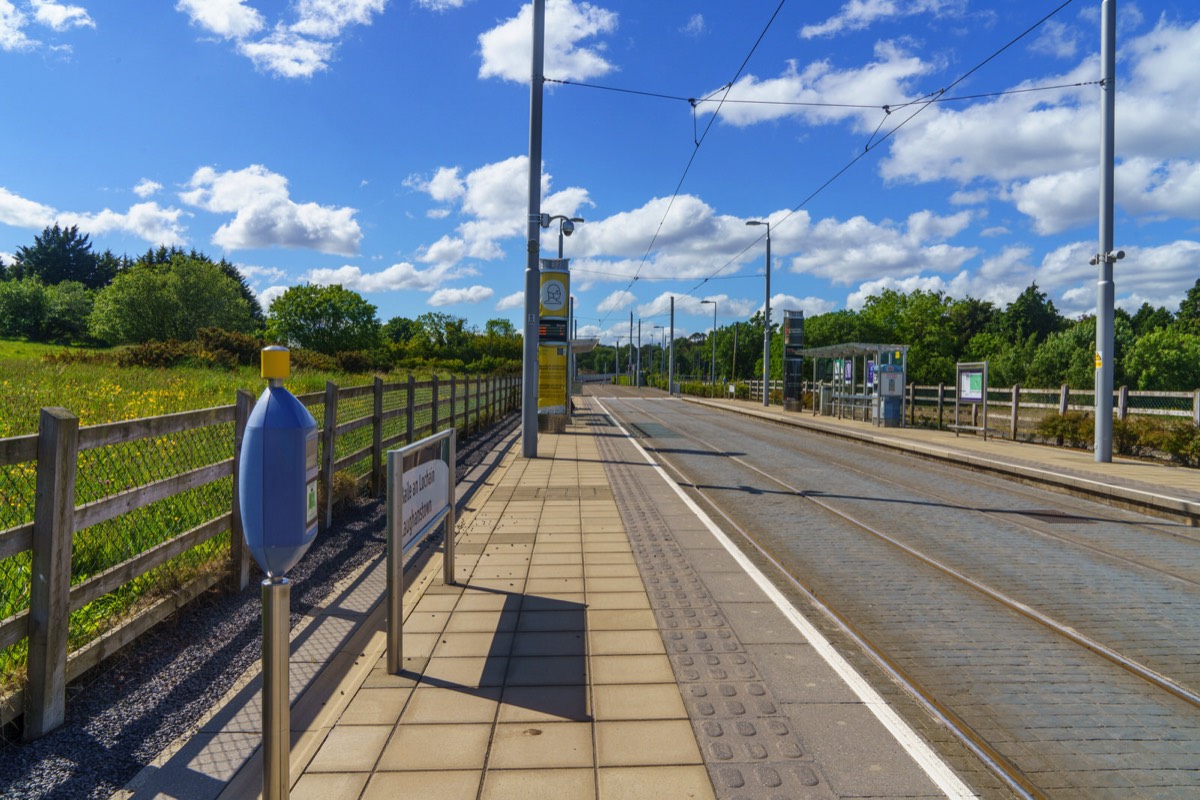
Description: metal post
xmin=522 ymin=0 xmax=546 ymax=458
xmin=387 ymin=454 xmax=405 ymax=674
xmin=567 ymin=296 xmax=574 ymax=416
xmin=669 ymin=297 xmax=675 ymax=394
xmin=636 ymin=319 xmax=642 ymax=388
xmin=262 ymin=577 xmax=290 ymax=800
xmin=628 ymin=312 xmax=634 ymax=381
xmin=445 ymin=432 xmax=457 ymax=586
xmin=1094 ymin=0 xmax=1116 ymax=462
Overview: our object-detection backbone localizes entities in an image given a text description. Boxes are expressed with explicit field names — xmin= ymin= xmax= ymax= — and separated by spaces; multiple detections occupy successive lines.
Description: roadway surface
xmin=586 ymin=384 xmax=1200 ymax=800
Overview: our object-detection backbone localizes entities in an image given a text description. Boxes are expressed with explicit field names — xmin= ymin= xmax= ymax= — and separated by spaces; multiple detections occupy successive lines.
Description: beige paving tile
xmin=465 ymin=578 xmax=527 ymax=593
xmin=443 ymin=610 xmax=518 ymax=633
xmin=291 ymin=771 xmax=369 ymax=800
xmin=582 ymin=552 xmax=636 ymax=565
xmin=530 ymin=552 xmax=583 ymax=565
xmin=511 ymin=631 xmax=586 ymax=657
xmin=585 ymin=592 xmax=651 ymax=611
xmin=583 ymin=542 xmax=634 ymax=553
xmin=521 ymin=592 xmax=586 ymax=609
xmin=470 ymin=566 xmax=529 ymax=580
xmin=595 ymin=720 xmax=703 ymax=767
xmin=597 ymin=766 xmax=716 ymax=800
xmin=481 ymin=768 xmax=596 ymax=800
xmin=586 ymin=577 xmax=648 ymax=593
xmin=498 ymin=685 xmax=590 ymax=723
xmin=506 ymin=655 xmax=588 ymax=686
xmin=533 ymin=542 xmax=583 ymax=553
xmin=413 ymin=593 xmax=460 ymax=613
xmin=590 ymin=654 xmax=675 ymax=684
xmin=525 ymin=577 xmax=585 ymax=594
xmin=587 ymin=609 xmax=657 ymax=630
xmin=527 ymin=565 xmax=584 ymax=579
xmin=400 ymin=685 xmax=502 ymax=724
xmin=361 ymin=769 xmax=482 ymax=800
xmin=478 ymin=553 xmax=533 ymax=565
xmin=592 ymin=684 xmax=687 ymax=721
xmin=419 ymin=656 xmax=509 ymax=688
xmin=455 ymin=592 xmax=516 ymax=612
xmin=516 ymin=610 xmax=587 ymax=632
xmin=488 ymin=721 xmax=594 ymax=769
xmin=403 ymin=611 xmax=450 ymax=634
xmin=376 ymin=723 xmax=491 ymax=771
xmin=306 ymin=724 xmax=390 ymax=772
xmin=584 ymin=564 xmax=641 ymax=578
xmin=392 ymin=632 xmax=439 ymax=659
xmin=431 ymin=631 xmax=513 ymax=659
xmin=339 ymin=686 xmax=412 ymax=725
xmin=361 ymin=661 xmax=421 ymax=689
xmin=588 ymin=630 xmax=666 ymax=656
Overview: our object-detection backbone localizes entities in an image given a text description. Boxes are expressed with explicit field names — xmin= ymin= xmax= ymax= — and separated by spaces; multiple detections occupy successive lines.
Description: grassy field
xmin=0 ymin=339 xmax=379 ymax=697
xmin=0 ymin=341 xmax=375 ymax=438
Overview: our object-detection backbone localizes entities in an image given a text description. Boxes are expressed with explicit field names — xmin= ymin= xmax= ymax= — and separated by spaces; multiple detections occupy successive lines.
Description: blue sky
xmin=2 ymin=0 xmax=1198 ymax=346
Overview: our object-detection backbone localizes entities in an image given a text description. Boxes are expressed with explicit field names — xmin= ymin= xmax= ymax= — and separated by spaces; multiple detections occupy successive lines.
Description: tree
xmin=90 ymin=255 xmax=255 ymax=344
xmin=995 ymin=283 xmax=1065 ymax=345
xmin=9 ymin=224 xmax=116 ymax=289
xmin=1176 ymin=279 xmax=1200 ymax=335
xmin=1130 ymin=302 xmax=1173 ymax=338
xmin=132 ymin=246 xmax=263 ymax=325
xmin=265 ymin=284 xmax=380 ymax=355
xmin=0 ymin=278 xmax=49 ymax=339
xmin=1124 ymin=327 xmax=1200 ymax=391
xmin=383 ymin=316 xmax=419 ymax=344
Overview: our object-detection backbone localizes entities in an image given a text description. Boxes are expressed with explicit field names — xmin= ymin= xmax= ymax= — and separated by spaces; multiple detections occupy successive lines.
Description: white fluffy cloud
xmin=478 ymin=0 xmax=618 ymax=83
xmin=2 ymin=0 xmax=93 ymax=50
xmin=800 ymin=0 xmax=965 ymax=39
xmin=31 ymin=0 xmax=92 ymax=31
xmin=176 ymin=0 xmax=263 ymax=39
xmin=704 ymin=41 xmax=934 ymax=130
xmin=494 ymin=291 xmax=524 ymax=311
xmin=303 ymin=261 xmax=465 ymax=292
xmin=429 ymin=285 xmax=493 ymax=306
xmin=181 ymin=164 xmax=362 ymax=255
xmin=0 ymin=186 xmax=186 ymax=245
xmin=133 ymin=179 xmax=163 ymax=199
xmin=177 ymin=0 xmax=386 ymax=77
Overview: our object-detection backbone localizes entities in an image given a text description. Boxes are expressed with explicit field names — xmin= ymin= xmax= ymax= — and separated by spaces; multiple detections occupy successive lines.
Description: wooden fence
xmin=0 ymin=372 xmax=519 ymax=739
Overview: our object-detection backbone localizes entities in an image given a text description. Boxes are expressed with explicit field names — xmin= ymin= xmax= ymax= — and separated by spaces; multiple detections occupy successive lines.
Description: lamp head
xmin=561 ymin=219 xmax=574 ymax=237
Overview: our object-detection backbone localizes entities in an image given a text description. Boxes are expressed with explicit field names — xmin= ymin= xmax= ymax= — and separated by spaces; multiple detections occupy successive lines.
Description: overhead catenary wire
xmin=574 ymin=0 xmax=1082 ymax=336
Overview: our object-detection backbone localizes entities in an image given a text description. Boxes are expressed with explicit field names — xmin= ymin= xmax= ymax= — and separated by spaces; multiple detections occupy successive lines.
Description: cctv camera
xmin=561 ymin=219 xmax=574 ymax=236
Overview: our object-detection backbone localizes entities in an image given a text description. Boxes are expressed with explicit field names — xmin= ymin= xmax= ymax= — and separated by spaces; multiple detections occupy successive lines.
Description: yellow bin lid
xmin=261 ymin=346 xmax=290 ymax=380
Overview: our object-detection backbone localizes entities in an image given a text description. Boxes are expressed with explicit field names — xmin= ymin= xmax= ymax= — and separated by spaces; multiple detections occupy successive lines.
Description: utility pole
xmin=521 ymin=0 xmax=546 ymax=458
xmin=668 ymin=297 xmax=675 ymax=395
xmin=1094 ymin=0 xmax=1119 ymax=462
xmin=636 ymin=319 xmax=642 ymax=388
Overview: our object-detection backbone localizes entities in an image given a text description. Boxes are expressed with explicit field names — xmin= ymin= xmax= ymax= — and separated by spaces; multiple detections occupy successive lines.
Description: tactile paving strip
xmin=595 ymin=422 xmax=836 ymax=800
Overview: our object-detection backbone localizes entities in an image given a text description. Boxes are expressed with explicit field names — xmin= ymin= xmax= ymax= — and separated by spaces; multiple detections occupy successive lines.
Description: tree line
xmin=4 ymin=224 xmax=1198 ymax=388
xmin=0 ymin=225 xmax=521 ymax=373
xmin=578 ymin=282 xmax=1200 ymax=392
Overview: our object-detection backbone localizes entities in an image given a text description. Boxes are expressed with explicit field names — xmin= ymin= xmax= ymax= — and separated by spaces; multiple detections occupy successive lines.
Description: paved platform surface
xmin=119 ymin=390 xmax=1199 ymax=800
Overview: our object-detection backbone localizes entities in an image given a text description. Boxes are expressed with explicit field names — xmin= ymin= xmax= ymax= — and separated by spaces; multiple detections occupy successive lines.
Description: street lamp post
xmin=541 ymin=215 xmax=584 ymax=258
xmin=746 ymin=220 xmax=771 ymax=406
xmin=700 ymin=299 xmax=716 ymax=386
xmin=653 ymin=325 xmax=664 ymax=380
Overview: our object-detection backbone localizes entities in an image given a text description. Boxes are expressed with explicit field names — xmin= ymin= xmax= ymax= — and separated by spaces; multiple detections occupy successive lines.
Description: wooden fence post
xmin=464 ymin=375 xmax=471 ymax=437
xmin=372 ymin=376 xmax=384 ymax=497
xmin=25 ymin=407 xmax=79 ymax=740
xmin=1059 ymin=384 xmax=1070 ymax=415
xmin=230 ymin=390 xmax=253 ymax=591
xmin=450 ymin=375 xmax=457 ymax=436
xmin=1010 ymin=385 xmax=1021 ymax=441
xmin=321 ymin=382 xmax=337 ymax=532
xmin=936 ymin=383 xmax=945 ymax=430
xmin=406 ymin=373 xmax=416 ymax=445
xmin=1117 ymin=385 xmax=1128 ymax=422
xmin=1192 ymin=389 xmax=1199 ymax=427
xmin=476 ymin=375 xmax=482 ymax=428
xmin=431 ymin=375 xmax=440 ymax=436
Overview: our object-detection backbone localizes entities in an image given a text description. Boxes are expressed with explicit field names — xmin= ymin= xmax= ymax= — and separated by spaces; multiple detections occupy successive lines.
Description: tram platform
xmin=119 ymin=394 xmax=991 ymax=800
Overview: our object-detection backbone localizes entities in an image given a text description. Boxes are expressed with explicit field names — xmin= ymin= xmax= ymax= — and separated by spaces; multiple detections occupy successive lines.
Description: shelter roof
xmin=797 ymin=343 xmax=909 ymax=359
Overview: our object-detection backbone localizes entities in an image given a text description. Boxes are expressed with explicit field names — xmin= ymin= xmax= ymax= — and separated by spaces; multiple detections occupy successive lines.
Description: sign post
xmin=952 ymin=361 xmax=989 ymax=440
xmin=386 ymin=429 xmax=456 ymax=674
xmin=537 ymin=258 xmax=570 ymax=430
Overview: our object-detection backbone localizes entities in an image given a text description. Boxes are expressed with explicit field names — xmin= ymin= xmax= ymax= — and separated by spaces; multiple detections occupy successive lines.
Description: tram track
xmin=594 ymin=392 xmax=1200 ymax=799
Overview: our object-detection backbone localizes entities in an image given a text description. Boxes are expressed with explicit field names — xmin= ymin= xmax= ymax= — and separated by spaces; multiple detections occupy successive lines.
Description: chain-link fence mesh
xmin=2 ymin=374 xmax=522 ymax=741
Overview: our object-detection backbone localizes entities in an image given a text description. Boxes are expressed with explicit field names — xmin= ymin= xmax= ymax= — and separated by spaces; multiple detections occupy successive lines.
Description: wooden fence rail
xmin=0 ymin=372 xmax=519 ymax=739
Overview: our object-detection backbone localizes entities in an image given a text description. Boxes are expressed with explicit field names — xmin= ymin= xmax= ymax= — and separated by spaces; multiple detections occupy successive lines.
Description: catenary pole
xmin=1094 ymin=0 xmax=1116 ymax=462
xmin=521 ymin=0 xmax=546 ymax=458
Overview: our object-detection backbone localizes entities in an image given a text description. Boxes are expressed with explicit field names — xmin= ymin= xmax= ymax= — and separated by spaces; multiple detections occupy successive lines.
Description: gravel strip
xmin=0 ymin=414 xmax=517 ymax=800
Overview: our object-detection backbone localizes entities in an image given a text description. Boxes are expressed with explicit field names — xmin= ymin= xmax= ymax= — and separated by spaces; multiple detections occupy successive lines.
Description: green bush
xmin=115 ymin=339 xmax=237 ymax=369
xmin=196 ymin=327 xmax=264 ymax=366
xmin=1112 ymin=415 xmax=1167 ymax=457
xmin=1161 ymin=420 xmax=1200 ymax=467
xmin=290 ymin=348 xmax=338 ymax=372
xmin=1036 ymin=410 xmax=1094 ymax=449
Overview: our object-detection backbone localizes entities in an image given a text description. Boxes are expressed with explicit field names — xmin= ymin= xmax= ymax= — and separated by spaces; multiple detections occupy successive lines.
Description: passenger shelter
xmin=798 ymin=343 xmax=910 ymax=426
